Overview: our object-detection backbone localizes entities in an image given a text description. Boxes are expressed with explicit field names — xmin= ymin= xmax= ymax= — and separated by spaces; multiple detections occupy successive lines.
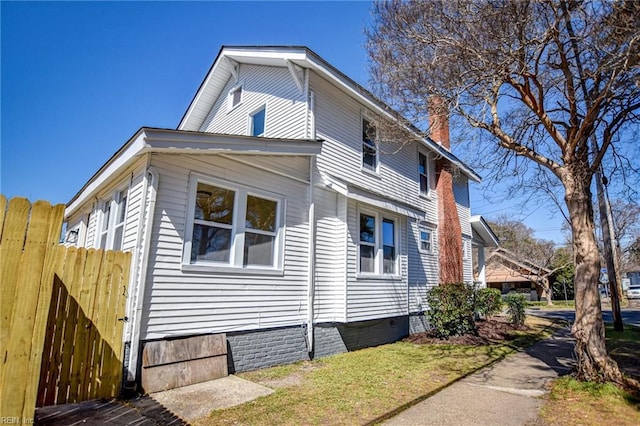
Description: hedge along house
xmin=63 ymin=46 xmax=497 ymax=393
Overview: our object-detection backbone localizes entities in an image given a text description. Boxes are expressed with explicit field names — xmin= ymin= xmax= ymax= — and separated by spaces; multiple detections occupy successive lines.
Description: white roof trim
xmin=66 ymin=128 xmax=322 ymax=217
xmin=470 ymin=215 xmax=500 ymax=247
xmin=178 ymin=46 xmax=481 ymax=183
xmin=318 ymin=172 xmax=424 ymax=220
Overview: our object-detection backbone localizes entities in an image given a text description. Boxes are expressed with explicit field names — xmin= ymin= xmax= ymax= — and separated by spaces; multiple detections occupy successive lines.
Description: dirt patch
xmin=256 ymin=361 xmax=325 ymax=389
xmin=405 ymin=316 xmax=527 ymax=346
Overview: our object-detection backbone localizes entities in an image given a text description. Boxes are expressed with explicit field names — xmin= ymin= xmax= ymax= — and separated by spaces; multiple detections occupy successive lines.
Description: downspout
xmin=126 ymin=166 xmax=159 ymax=387
xmin=309 ymin=91 xmax=316 ymax=140
xmin=123 ymin=157 xmax=150 ymax=384
xmin=307 ymin=156 xmax=316 ymax=356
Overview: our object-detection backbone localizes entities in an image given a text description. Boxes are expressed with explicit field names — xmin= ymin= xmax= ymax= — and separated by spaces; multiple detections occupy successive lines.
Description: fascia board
xmin=143 ymin=129 xmax=323 ymax=155
xmin=178 ymin=46 xmax=227 ymax=131
xmin=303 ymin=53 xmax=481 ymax=183
xmin=318 ymin=172 xmax=424 ymax=220
xmin=470 ymin=215 xmax=500 ymax=247
xmin=65 ymin=128 xmax=322 ymax=217
xmin=66 ymin=129 xmax=148 ymax=216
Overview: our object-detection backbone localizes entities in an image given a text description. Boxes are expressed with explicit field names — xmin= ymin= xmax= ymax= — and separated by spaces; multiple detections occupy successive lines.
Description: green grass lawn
xmin=539 ymin=324 xmax=640 ymax=426
xmin=194 ymin=316 xmax=558 ymax=426
xmin=526 ymin=300 xmax=575 ymax=309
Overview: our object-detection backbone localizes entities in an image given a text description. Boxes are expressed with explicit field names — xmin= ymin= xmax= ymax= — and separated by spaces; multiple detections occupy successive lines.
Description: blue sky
xmin=1 ymin=1 xmax=566 ymax=243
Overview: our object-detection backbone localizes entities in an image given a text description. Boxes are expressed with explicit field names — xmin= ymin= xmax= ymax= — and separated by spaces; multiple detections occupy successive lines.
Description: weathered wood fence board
xmin=0 ymin=195 xmax=131 ymax=421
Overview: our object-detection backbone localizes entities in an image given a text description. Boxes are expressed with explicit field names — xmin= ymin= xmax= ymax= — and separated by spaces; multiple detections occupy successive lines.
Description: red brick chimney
xmin=430 ymin=97 xmax=463 ymax=284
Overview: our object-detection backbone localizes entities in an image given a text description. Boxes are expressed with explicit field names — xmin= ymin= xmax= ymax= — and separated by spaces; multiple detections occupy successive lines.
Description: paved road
xmin=527 ymin=306 xmax=640 ymax=327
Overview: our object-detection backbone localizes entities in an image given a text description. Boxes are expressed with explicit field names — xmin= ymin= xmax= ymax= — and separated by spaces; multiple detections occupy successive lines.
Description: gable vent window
xmin=228 ymin=85 xmax=242 ymax=110
xmin=362 ymin=118 xmax=378 ymax=172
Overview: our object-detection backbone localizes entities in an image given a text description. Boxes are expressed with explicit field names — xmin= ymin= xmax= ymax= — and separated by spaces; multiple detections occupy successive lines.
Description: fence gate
xmin=0 ymin=195 xmax=131 ymax=421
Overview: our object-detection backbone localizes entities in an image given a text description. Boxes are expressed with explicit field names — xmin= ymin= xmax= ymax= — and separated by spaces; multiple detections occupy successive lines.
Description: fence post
xmin=0 ymin=197 xmax=64 ymax=421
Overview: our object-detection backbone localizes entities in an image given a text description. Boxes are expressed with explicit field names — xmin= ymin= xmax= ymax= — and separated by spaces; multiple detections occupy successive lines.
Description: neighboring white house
xmin=64 ymin=46 xmax=497 ymax=392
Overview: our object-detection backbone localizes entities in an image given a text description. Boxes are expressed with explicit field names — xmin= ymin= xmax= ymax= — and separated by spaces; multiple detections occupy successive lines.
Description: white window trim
xmin=182 ymin=173 xmax=286 ymax=274
xmin=96 ymin=188 xmax=128 ymax=250
xmin=462 ymin=238 xmax=471 ymax=261
xmin=418 ymin=225 xmax=434 ymax=254
xmin=247 ymin=104 xmax=267 ymax=137
xmin=356 ymin=206 xmax=401 ymax=279
xmin=227 ymin=83 xmax=243 ymax=113
xmin=361 ymin=115 xmax=380 ymax=175
xmin=418 ymin=150 xmax=432 ymax=198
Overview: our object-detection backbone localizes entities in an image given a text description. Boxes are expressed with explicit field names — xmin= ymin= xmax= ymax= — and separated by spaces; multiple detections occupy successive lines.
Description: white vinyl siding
xmin=69 ymin=158 xmax=146 ymax=252
xmin=121 ymin=172 xmax=146 ymax=253
xmin=85 ymin=210 xmax=98 ymax=248
xmin=313 ymin=188 xmax=347 ymax=323
xmin=453 ymin=175 xmax=473 ymax=283
xmin=462 ymin=237 xmax=473 ymax=283
xmin=141 ymin=153 xmax=312 ymax=340
xmin=408 ymin=219 xmax=439 ymax=313
xmin=200 ymin=64 xmax=306 ymax=139
xmin=310 ymin=71 xmax=438 ymax=224
xmin=346 ymin=199 xmax=408 ymax=322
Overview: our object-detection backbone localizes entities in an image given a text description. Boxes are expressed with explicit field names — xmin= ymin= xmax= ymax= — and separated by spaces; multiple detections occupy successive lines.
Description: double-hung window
xmin=191 ymin=183 xmax=236 ymax=263
xmin=112 ymin=190 xmax=127 ymax=250
xmin=98 ymin=189 xmax=128 ymax=250
xmin=98 ymin=202 xmax=111 ymax=249
xmin=250 ymin=106 xmax=266 ymax=137
xmin=185 ymin=177 xmax=284 ymax=271
xmin=358 ymin=210 xmax=398 ymax=276
xmin=362 ymin=118 xmax=378 ymax=172
xmin=418 ymin=152 xmax=430 ymax=196
xmin=244 ymin=195 xmax=277 ymax=266
xmin=419 ymin=226 xmax=433 ymax=253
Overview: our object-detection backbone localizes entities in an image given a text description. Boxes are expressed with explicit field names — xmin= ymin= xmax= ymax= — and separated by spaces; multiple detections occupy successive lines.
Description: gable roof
xmin=487 ymin=247 xmax=551 ymax=276
xmin=178 ymin=45 xmax=481 ymax=183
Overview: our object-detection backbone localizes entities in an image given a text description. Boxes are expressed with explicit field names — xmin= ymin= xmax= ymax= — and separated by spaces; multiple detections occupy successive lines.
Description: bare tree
xmin=367 ymin=0 xmax=639 ymax=384
xmin=609 ymin=199 xmax=640 ymax=273
xmin=487 ymin=215 xmax=556 ymax=266
xmin=487 ymin=216 xmax=559 ymax=303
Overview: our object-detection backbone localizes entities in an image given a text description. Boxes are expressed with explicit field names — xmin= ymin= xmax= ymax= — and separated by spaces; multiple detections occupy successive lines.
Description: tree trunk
xmin=541 ymin=278 xmax=553 ymax=305
xmin=563 ymin=168 xmax=624 ymax=383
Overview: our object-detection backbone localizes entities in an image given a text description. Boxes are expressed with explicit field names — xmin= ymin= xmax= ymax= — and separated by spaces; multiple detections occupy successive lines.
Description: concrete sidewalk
xmin=383 ymin=327 xmax=575 ymax=426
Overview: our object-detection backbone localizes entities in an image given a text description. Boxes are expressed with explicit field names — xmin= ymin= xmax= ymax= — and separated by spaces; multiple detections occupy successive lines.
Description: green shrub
xmin=476 ymin=288 xmax=503 ymax=318
xmin=426 ymin=282 xmax=476 ymax=338
xmin=505 ymin=293 xmax=527 ymax=326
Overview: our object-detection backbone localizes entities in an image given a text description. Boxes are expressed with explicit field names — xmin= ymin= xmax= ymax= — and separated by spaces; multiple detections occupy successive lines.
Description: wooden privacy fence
xmin=0 ymin=195 xmax=131 ymax=421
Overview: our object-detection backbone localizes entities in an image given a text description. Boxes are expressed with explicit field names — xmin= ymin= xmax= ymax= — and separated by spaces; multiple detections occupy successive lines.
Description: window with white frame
xmin=358 ymin=210 xmax=398 ymax=275
xmin=419 ymin=226 xmax=433 ymax=253
xmin=185 ymin=177 xmax=284 ymax=270
xmin=98 ymin=189 xmax=128 ymax=250
xmin=418 ymin=152 xmax=430 ymax=196
xmin=250 ymin=106 xmax=266 ymax=137
xmin=228 ymin=85 xmax=242 ymax=110
xmin=98 ymin=201 xmax=111 ymax=249
xmin=362 ymin=118 xmax=378 ymax=172
xmin=112 ymin=190 xmax=127 ymax=250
